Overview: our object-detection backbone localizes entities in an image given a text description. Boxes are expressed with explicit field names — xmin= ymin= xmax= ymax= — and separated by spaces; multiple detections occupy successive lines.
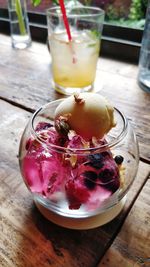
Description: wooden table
xmin=0 ymin=33 xmax=150 ymax=267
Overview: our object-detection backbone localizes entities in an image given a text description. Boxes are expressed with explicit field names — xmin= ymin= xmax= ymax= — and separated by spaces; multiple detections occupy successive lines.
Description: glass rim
xmin=46 ymin=6 xmax=105 ymax=18
xmin=30 ymin=99 xmax=128 ymax=154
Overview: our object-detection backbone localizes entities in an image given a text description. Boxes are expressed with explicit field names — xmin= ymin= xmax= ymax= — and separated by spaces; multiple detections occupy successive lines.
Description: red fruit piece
xmin=68 ymin=134 xmax=85 ymax=149
xmin=65 ymin=179 xmax=90 ymax=209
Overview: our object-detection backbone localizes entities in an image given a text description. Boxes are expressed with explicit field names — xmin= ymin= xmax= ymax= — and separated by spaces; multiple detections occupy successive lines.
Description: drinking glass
xmin=138 ymin=0 xmax=150 ymax=93
xmin=8 ymin=0 xmax=32 ymax=49
xmin=19 ymin=99 xmax=139 ymax=229
xmin=47 ymin=6 xmax=105 ymax=95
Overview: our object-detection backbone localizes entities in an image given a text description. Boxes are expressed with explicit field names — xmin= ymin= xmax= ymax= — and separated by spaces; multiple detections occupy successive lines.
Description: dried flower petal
xmin=74 ymin=94 xmax=85 ymax=104
xmin=55 ymin=117 xmax=70 ymax=135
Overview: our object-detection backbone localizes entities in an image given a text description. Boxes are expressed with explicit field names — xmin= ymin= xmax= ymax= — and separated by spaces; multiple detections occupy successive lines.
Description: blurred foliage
xmin=129 ymin=0 xmax=148 ymax=20
xmin=105 ymin=0 xmax=148 ymax=28
xmin=31 ymin=0 xmax=148 ymax=29
xmin=107 ymin=18 xmax=146 ymax=28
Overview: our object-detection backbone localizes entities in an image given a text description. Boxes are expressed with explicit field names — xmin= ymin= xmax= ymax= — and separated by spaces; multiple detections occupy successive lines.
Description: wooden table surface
xmin=0 ymin=33 xmax=150 ymax=267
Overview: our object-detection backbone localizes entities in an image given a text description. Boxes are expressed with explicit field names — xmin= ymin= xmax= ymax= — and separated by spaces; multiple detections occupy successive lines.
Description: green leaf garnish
xmin=88 ymin=43 xmax=97 ymax=47
xmin=52 ymin=0 xmax=59 ymax=5
xmin=31 ymin=0 xmax=42 ymax=7
xmin=31 ymin=0 xmax=59 ymax=6
xmin=90 ymin=29 xmax=100 ymax=39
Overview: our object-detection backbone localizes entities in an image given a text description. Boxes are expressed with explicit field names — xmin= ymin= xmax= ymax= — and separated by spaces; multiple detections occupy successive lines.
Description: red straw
xmin=59 ymin=0 xmax=72 ymax=42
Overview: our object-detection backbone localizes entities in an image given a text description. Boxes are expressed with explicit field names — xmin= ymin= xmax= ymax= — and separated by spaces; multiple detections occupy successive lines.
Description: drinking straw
xmin=59 ymin=0 xmax=72 ymax=42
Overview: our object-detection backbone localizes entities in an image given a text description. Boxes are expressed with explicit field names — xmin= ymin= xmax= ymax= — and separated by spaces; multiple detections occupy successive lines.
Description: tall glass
xmin=8 ymin=0 xmax=32 ymax=49
xmin=138 ymin=0 xmax=150 ymax=93
xmin=47 ymin=6 xmax=105 ymax=95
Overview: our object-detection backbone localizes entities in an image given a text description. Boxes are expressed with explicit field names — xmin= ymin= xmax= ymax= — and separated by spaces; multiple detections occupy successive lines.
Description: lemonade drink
xmin=47 ymin=6 xmax=105 ymax=94
xmin=49 ymin=29 xmax=100 ymax=93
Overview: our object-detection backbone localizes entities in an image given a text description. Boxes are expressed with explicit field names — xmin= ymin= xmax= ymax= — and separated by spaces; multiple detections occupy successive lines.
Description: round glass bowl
xmin=19 ymin=99 xmax=139 ymax=229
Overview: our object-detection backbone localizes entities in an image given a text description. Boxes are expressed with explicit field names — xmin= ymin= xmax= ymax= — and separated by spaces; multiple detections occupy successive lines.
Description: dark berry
xmin=98 ymin=169 xmax=120 ymax=193
xmin=114 ymin=155 xmax=124 ymax=165
xmin=84 ymin=179 xmax=96 ymax=190
xmin=98 ymin=169 xmax=114 ymax=183
xmin=101 ymin=151 xmax=111 ymax=157
xmin=83 ymin=171 xmax=97 ymax=190
xmin=87 ymin=154 xmax=104 ymax=169
xmin=84 ymin=171 xmax=97 ymax=181
xmin=89 ymin=154 xmax=103 ymax=161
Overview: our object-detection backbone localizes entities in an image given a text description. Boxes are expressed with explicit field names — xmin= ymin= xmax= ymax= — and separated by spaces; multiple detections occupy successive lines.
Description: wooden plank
xmin=98 ymin=178 xmax=150 ymax=267
xmin=0 ymin=34 xmax=149 ymax=162
xmin=97 ymin=56 xmax=138 ymax=79
xmin=0 ymin=34 xmax=138 ymax=78
xmin=0 ymin=34 xmax=143 ymax=110
xmin=0 ymin=99 xmax=150 ymax=267
xmin=97 ymin=72 xmax=150 ymax=163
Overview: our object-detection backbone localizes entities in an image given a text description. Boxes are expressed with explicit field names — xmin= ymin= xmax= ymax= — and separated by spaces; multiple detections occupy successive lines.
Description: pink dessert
xmin=22 ymin=121 xmax=120 ymax=210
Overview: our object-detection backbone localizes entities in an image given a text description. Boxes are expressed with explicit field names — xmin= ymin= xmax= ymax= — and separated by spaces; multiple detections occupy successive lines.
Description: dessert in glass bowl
xmin=19 ymin=93 xmax=139 ymax=229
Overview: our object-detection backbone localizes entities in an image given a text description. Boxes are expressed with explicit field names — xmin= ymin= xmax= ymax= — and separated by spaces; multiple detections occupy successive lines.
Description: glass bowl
xmin=19 ymin=99 xmax=139 ymax=229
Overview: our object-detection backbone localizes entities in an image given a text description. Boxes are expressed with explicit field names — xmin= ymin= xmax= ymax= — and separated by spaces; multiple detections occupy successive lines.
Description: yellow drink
xmin=49 ymin=30 xmax=100 ymax=93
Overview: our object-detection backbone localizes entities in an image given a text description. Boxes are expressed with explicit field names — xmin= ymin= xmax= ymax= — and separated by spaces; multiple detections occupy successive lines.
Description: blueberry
xmin=87 ymin=154 xmax=104 ymax=169
xmin=84 ymin=179 xmax=96 ymax=190
xmin=114 ymin=155 xmax=124 ymax=165
xmin=84 ymin=171 xmax=97 ymax=180
xmin=98 ymin=169 xmax=114 ymax=183
xmin=89 ymin=154 xmax=103 ymax=161
xmin=98 ymin=169 xmax=120 ymax=193
xmin=101 ymin=151 xmax=111 ymax=157
xmin=83 ymin=171 xmax=97 ymax=190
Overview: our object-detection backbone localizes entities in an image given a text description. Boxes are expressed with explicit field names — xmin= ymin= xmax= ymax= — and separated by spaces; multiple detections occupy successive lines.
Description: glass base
xmin=12 ymin=34 xmax=32 ymax=50
xmin=54 ymin=82 xmax=94 ymax=95
xmin=34 ymin=196 xmax=126 ymax=229
xmin=138 ymin=79 xmax=150 ymax=93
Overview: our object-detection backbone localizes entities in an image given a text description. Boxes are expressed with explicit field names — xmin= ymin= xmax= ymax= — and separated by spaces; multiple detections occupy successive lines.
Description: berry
xmin=83 ymin=171 xmax=97 ymax=190
xmin=98 ymin=168 xmax=120 ymax=193
xmin=98 ymin=169 xmax=114 ymax=183
xmin=87 ymin=154 xmax=104 ymax=169
xmin=114 ymin=155 xmax=124 ymax=165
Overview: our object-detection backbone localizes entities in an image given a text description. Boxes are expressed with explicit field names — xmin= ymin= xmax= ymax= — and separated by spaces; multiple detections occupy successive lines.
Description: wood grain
xmin=0 ymin=34 xmax=149 ymax=162
xmin=0 ymin=99 xmax=150 ymax=267
xmin=98 ymin=179 xmax=150 ymax=267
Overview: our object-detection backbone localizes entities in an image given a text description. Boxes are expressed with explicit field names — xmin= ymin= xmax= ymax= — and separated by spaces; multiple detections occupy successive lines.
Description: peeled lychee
xmin=55 ymin=93 xmax=116 ymax=139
